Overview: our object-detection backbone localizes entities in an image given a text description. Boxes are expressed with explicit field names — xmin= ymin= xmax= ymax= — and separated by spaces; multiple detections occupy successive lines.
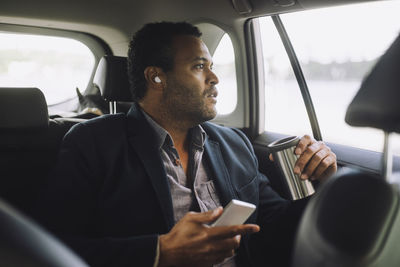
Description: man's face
xmin=162 ymin=35 xmax=219 ymax=126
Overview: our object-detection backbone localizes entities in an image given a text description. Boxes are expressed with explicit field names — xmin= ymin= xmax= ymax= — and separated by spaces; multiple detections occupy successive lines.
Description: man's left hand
xmin=270 ymin=135 xmax=337 ymax=181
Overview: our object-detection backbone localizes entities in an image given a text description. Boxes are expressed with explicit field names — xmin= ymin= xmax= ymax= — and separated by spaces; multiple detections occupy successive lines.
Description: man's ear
xmin=144 ymin=66 xmax=165 ymax=89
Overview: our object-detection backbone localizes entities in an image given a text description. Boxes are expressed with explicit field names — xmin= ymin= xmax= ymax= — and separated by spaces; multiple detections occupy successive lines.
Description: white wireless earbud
xmin=154 ymin=76 xmax=161 ymax=83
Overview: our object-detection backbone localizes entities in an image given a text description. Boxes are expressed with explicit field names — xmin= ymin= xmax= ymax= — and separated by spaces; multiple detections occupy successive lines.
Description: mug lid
xmin=267 ymin=136 xmax=300 ymax=152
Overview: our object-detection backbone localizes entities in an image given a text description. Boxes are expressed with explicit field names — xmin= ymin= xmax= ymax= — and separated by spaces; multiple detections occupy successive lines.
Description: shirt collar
xmin=141 ymin=109 xmax=169 ymax=149
xmin=140 ymin=108 xmax=206 ymax=151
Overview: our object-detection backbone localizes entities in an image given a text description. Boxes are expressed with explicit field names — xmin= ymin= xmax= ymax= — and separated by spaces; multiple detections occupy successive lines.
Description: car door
xmin=240 ymin=1 xmax=400 ymax=197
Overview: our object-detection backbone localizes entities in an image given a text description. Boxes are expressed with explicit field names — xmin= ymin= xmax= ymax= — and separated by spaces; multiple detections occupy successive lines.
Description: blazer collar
xmin=126 ymin=103 xmax=175 ymax=230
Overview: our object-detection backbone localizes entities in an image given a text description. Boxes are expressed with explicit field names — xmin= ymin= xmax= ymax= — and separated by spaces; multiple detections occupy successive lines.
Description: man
xmin=41 ymin=22 xmax=337 ymax=267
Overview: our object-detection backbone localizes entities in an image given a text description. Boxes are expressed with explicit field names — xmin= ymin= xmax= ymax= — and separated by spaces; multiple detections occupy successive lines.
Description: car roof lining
xmin=0 ymin=0 xmax=385 ymax=55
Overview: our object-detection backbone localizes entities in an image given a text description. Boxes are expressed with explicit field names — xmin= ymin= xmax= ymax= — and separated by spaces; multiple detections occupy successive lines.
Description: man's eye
xmin=195 ymin=64 xmax=204 ymax=69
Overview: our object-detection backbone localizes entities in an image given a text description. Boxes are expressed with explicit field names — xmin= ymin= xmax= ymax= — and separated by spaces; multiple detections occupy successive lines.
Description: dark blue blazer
xmin=40 ymin=104 xmax=305 ymax=267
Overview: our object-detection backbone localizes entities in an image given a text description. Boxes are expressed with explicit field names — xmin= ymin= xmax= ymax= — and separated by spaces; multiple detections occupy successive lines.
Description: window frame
xmin=244 ymin=19 xmax=265 ymax=138
xmin=270 ymin=15 xmax=322 ymax=141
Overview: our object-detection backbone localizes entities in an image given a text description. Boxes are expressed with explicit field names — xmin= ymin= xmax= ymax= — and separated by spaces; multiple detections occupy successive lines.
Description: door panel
xmin=252 ymin=131 xmax=400 ymax=198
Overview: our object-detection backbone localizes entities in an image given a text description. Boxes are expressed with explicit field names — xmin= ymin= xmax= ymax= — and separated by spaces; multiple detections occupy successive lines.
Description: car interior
xmin=1 ymin=0 xmax=400 ymax=266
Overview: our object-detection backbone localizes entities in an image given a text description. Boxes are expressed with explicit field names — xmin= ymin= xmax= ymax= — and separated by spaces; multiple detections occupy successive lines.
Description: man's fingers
xmin=294 ymin=141 xmax=322 ymax=175
xmin=293 ymin=137 xmax=337 ymax=181
xmin=205 ymin=235 xmax=242 ymax=263
xmin=294 ymin=135 xmax=314 ymax=155
xmin=208 ymin=224 xmax=260 ymax=240
xmin=310 ymin=155 xmax=337 ymax=180
xmin=211 ymin=235 xmax=242 ymax=252
xmin=300 ymin=147 xmax=330 ymax=179
xmin=269 ymin=154 xmax=274 ymax=161
xmin=186 ymin=207 xmax=223 ymax=224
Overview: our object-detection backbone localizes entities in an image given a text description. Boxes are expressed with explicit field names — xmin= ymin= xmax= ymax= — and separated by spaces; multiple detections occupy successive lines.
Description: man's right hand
xmin=158 ymin=207 xmax=260 ymax=267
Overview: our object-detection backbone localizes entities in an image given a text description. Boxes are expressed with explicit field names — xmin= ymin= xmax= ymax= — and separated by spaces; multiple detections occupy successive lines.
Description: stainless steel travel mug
xmin=268 ymin=136 xmax=315 ymax=200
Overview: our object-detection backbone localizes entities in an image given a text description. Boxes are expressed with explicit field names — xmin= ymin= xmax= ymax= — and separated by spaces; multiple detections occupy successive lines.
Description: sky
xmin=260 ymin=0 xmax=400 ymax=63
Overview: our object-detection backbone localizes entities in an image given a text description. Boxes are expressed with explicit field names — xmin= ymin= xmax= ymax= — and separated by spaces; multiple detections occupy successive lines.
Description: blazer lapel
xmin=204 ymin=137 xmax=237 ymax=206
xmin=126 ymin=104 xmax=175 ymax=230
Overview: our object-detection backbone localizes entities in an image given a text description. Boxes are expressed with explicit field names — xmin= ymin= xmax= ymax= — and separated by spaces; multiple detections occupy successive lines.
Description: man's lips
xmin=206 ymin=88 xmax=218 ymax=98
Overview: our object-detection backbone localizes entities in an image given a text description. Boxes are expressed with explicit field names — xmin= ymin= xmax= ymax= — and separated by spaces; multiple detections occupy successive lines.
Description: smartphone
xmin=211 ymin=199 xmax=256 ymax=227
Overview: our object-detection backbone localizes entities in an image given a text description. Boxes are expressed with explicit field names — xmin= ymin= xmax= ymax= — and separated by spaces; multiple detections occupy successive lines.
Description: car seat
xmin=0 ymin=87 xmax=61 ymax=215
xmin=0 ymin=87 xmax=84 ymax=215
xmin=0 ymin=87 xmax=88 ymax=266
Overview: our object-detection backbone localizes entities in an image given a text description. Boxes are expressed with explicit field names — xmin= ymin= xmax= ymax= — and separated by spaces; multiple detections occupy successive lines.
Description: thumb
xmin=188 ymin=207 xmax=223 ymax=224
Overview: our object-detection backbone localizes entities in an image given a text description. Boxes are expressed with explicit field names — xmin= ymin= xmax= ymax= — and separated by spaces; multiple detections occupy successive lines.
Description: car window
xmin=256 ymin=0 xmax=400 ymax=155
xmin=0 ymin=32 xmax=95 ymax=106
xmin=258 ymin=17 xmax=313 ymax=137
xmin=212 ymin=33 xmax=237 ymax=115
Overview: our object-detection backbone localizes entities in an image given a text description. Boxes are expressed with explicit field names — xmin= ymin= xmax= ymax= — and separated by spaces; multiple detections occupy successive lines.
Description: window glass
xmin=280 ymin=1 xmax=400 ymax=154
xmin=0 ymin=32 xmax=95 ymax=106
xmin=258 ymin=17 xmax=313 ymax=137
xmin=212 ymin=33 xmax=237 ymax=115
xmin=258 ymin=0 xmax=400 ymax=155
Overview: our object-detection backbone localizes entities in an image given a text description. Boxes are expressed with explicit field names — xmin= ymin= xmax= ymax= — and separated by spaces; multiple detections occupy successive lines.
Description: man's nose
xmin=208 ymin=69 xmax=219 ymax=85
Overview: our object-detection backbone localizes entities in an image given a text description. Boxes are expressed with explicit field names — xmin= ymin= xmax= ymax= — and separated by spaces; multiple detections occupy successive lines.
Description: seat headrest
xmin=93 ymin=55 xmax=132 ymax=102
xmin=0 ymin=87 xmax=49 ymax=131
xmin=345 ymin=34 xmax=400 ymax=133
xmin=293 ymin=169 xmax=400 ymax=267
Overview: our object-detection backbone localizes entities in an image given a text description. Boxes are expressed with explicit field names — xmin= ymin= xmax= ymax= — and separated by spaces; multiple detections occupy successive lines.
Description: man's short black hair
xmin=127 ymin=21 xmax=202 ymax=102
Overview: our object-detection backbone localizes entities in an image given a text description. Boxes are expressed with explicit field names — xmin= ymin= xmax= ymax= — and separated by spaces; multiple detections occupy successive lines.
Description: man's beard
xmin=162 ymin=78 xmax=217 ymax=126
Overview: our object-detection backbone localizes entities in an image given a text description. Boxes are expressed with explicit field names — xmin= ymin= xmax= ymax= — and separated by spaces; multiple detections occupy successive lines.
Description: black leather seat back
xmin=0 ymin=88 xmax=67 ymax=217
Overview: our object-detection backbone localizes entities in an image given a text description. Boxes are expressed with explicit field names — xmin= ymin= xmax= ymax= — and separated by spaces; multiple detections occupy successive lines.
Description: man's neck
xmin=139 ymin=102 xmax=192 ymax=174
xmin=139 ymin=102 xmax=191 ymax=152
